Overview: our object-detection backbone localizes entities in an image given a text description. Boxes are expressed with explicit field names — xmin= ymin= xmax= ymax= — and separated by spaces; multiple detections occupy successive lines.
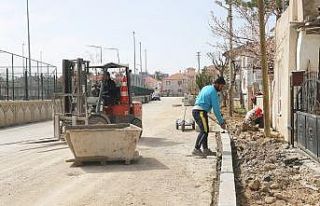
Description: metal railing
xmin=0 ymin=49 xmax=59 ymax=101
xmin=294 ymin=71 xmax=320 ymax=161
xmin=295 ymin=71 xmax=320 ymax=115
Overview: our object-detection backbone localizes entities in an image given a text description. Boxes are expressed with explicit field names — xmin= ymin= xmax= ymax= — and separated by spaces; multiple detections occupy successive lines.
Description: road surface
xmin=0 ymin=97 xmax=217 ymax=206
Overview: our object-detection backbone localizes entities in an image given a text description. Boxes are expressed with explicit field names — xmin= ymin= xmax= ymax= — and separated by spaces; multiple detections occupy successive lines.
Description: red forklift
xmin=53 ymin=58 xmax=142 ymax=140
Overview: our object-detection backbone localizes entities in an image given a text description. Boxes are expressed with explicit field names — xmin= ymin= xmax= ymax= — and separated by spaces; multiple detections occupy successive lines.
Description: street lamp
xmin=104 ymin=47 xmax=120 ymax=63
xmin=22 ymin=42 xmax=25 ymax=68
xmin=87 ymin=45 xmax=103 ymax=64
xmin=133 ymin=31 xmax=137 ymax=74
xmin=215 ymin=0 xmax=234 ymax=117
xmin=26 ymin=0 xmax=32 ymax=100
xmin=144 ymin=49 xmax=148 ymax=73
xmin=87 ymin=45 xmax=121 ymax=64
xmin=139 ymin=42 xmax=142 ymax=73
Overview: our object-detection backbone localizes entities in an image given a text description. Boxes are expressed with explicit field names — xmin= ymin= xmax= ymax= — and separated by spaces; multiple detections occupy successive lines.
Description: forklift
xmin=53 ymin=58 xmax=142 ymax=140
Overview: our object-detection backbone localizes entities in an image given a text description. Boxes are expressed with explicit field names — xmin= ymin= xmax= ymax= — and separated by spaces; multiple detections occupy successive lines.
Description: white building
xmin=273 ymin=0 xmax=320 ymax=141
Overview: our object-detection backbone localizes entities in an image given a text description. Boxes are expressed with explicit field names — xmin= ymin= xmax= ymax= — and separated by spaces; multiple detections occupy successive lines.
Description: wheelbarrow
xmin=176 ymin=107 xmax=195 ymax=132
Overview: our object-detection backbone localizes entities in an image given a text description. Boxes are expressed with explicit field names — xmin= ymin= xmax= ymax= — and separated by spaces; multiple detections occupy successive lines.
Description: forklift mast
xmin=62 ymin=58 xmax=90 ymax=116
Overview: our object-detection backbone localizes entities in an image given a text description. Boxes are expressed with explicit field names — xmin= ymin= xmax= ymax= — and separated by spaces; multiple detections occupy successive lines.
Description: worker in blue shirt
xmin=192 ymin=76 xmax=226 ymax=157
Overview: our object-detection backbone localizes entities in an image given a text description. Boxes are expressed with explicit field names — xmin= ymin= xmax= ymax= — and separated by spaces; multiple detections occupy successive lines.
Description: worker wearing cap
xmin=242 ymin=107 xmax=264 ymax=130
xmin=192 ymin=76 xmax=226 ymax=157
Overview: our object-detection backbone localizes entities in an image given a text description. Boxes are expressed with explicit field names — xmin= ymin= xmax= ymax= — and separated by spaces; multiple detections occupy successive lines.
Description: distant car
xmin=151 ymin=93 xmax=161 ymax=101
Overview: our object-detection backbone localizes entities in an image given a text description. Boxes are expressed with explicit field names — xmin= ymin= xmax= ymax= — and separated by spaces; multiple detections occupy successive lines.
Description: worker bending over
xmin=242 ymin=107 xmax=264 ymax=131
xmin=192 ymin=76 xmax=226 ymax=157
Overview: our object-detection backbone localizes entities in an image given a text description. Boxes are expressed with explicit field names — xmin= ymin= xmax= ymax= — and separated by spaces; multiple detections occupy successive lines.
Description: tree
xmin=196 ymin=69 xmax=213 ymax=90
xmin=207 ymin=52 xmax=228 ymax=77
xmin=209 ymin=0 xmax=282 ymax=63
xmin=207 ymin=52 xmax=229 ymax=107
xmin=257 ymin=0 xmax=271 ymax=137
xmin=235 ymin=0 xmax=289 ymax=20
xmin=154 ymin=71 xmax=166 ymax=81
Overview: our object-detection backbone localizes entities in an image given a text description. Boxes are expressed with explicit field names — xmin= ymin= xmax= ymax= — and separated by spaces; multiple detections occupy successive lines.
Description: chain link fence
xmin=0 ymin=49 xmax=59 ymax=101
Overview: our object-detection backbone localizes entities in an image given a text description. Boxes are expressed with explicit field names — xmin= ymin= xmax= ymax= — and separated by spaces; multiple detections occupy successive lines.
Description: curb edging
xmin=218 ymin=132 xmax=237 ymax=206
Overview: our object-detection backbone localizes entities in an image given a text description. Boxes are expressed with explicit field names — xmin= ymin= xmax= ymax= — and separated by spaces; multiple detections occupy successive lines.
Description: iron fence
xmin=0 ymin=49 xmax=60 ymax=101
xmin=294 ymin=71 xmax=320 ymax=161
xmin=295 ymin=71 xmax=320 ymax=115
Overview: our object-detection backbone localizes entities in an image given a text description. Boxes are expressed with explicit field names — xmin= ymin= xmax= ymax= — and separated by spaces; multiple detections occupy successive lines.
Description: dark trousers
xmin=255 ymin=116 xmax=264 ymax=128
xmin=192 ymin=109 xmax=209 ymax=150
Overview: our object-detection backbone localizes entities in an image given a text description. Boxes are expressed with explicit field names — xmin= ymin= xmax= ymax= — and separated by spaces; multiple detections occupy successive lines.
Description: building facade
xmin=161 ymin=68 xmax=196 ymax=96
xmin=272 ymin=0 xmax=320 ymax=141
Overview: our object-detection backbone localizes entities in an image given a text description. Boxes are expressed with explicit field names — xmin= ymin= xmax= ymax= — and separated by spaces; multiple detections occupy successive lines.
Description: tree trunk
xmin=239 ymin=69 xmax=245 ymax=108
xmin=257 ymin=0 xmax=271 ymax=137
xmin=228 ymin=2 xmax=234 ymax=117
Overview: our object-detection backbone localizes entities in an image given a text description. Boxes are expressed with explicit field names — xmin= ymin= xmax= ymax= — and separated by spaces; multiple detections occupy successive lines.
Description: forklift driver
xmin=102 ymin=72 xmax=117 ymax=105
xmin=91 ymin=81 xmax=100 ymax=97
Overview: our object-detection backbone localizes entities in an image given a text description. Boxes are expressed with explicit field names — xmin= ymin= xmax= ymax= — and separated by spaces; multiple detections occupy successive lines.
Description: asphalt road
xmin=0 ymin=97 xmax=217 ymax=206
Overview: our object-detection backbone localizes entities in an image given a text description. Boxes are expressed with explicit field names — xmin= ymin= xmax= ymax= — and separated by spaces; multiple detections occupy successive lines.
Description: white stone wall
xmin=0 ymin=100 xmax=53 ymax=128
xmin=273 ymin=7 xmax=296 ymax=141
xmin=273 ymin=0 xmax=320 ymax=141
xmin=297 ymin=31 xmax=320 ymax=72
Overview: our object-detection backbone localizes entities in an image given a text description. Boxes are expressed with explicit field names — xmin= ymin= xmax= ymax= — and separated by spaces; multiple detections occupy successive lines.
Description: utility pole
xmin=144 ymin=49 xmax=148 ymax=73
xmin=133 ymin=31 xmax=136 ymax=74
xmin=99 ymin=47 xmax=102 ymax=63
xmin=139 ymin=42 xmax=142 ymax=74
xmin=228 ymin=0 xmax=234 ymax=117
xmin=257 ymin=0 xmax=271 ymax=137
xmin=40 ymin=50 xmax=43 ymax=74
xmin=116 ymin=49 xmax=120 ymax=63
xmin=196 ymin=52 xmax=201 ymax=72
xmin=26 ymin=0 xmax=31 ymax=100
xmin=22 ymin=42 xmax=25 ymax=68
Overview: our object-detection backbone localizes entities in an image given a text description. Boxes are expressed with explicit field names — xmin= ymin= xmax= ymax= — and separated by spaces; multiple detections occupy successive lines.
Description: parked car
xmin=151 ymin=92 xmax=161 ymax=101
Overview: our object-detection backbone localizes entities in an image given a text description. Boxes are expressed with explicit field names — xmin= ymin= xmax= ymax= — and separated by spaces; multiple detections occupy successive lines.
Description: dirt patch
xmin=224 ymin=109 xmax=320 ymax=206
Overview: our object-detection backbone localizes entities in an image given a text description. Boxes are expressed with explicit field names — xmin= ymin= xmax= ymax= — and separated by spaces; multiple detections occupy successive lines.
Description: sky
xmin=0 ymin=0 xmax=229 ymax=75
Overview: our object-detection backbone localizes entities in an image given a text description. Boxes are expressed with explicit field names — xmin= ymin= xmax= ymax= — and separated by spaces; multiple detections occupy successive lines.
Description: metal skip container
xmin=65 ymin=124 xmax=142 ymax=164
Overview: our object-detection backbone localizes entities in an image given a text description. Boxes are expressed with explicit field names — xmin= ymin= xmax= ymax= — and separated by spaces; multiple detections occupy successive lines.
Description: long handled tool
xmin=208 ymin=113 xmax=227 ymax=133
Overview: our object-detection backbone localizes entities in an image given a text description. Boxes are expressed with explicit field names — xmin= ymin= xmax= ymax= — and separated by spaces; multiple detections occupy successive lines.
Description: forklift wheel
xmin=131 ymin=118 xmax=142 ymax=128
xmin=88 ymin=114 xmax=111 ymax=125
xmin=176 ymin=123 xmax=179 ymax=130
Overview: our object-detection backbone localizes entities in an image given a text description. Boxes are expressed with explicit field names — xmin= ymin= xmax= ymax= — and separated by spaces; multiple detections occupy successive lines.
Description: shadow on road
xmin=74 ymin=157 xmax=169 ymax=173
xmin=139 ymin=136 xmax=182 ymax=147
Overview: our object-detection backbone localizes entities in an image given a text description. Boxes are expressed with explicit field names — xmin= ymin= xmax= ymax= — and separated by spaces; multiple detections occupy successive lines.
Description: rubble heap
xmin=226 ymin=115 xmax=320 ymax=205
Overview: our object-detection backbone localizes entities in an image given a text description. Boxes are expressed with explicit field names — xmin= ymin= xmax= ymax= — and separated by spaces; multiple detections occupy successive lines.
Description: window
xmin=166 ymin=81 xmax=171 ymax=86
xmin=178 ymin=81 xmax=182 ymax=86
